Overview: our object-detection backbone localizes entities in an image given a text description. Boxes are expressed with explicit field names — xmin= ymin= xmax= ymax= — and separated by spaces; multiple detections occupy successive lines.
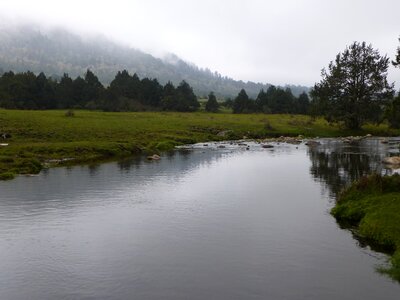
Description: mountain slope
xmin=0 ymin=25 xmax=309 ymax=98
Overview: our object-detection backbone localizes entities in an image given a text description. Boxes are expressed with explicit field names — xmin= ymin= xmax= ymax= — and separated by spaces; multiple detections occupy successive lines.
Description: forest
xmin=0 ymin=69 xmax=311 ymax=114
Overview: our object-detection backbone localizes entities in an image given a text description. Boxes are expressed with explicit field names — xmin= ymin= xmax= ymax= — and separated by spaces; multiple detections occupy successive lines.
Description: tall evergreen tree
xmin=311 ymin=42 xmax=394 ymax=129
xmin=34 ymin=72 xmax=56 ymax=109
xmin=205 ymin=92 xmax=219 ymax=112
xmin=233 ymin=89 xmax=254 ymax=113
xmin=174 ymin=81 xmax=200 ymax=112
xmin=255 ymin=89 xmax=269 ymax=113
xmin=84 ymin=69 xmax=104 ymax=102
xmin=71 ymin=76 xmax=88 ymax=107
xmin=297 ymin=92 xmax=310 ymax=115
xmin=140 ymin=78 xmax=162 ymax=107
xmin=161 ymin=81 xmax=177 ymax=111
xmin=56 ymin=73 xmax=74 ymax=108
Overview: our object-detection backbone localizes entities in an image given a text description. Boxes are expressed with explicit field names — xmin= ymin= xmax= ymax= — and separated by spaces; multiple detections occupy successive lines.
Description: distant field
xmin=0 ymin=109 xmax=399 ymax=179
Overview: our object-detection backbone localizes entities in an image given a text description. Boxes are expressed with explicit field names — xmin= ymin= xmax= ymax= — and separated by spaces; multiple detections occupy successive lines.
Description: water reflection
xmin=307 ymin=138 xmax=398 ymax=198
xmin=1 ymin=140 xmax=400 ymax=300
xmin=88 ymin=163 xmax=101 ymax=176
xmin=117 ymin=156 xmax=142 ymax=172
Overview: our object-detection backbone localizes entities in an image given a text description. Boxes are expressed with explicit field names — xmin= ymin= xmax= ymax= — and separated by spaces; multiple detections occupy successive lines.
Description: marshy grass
xmin=332 ymin=174 xmax=400 ymax=281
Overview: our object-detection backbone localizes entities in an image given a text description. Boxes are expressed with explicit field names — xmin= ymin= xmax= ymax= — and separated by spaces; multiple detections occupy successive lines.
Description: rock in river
xmin=305 ymin=140 xmax=321 ymax=147
xmin=382 ymin=156 xmax=400 ymax=165
xmin=147 ymin=154 xmax=161 ymax=160
xmin=261 ymin=144 xmax=274 ymax=149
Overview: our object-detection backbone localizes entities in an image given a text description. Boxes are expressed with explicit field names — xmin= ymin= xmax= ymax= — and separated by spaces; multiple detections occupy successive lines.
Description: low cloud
xmin=0 ymin=0 xmax=399 ymax=87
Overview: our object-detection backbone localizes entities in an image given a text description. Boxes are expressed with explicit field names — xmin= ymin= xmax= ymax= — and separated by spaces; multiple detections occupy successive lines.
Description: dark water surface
xmin=1 ymin=138 xmax=400 ymax=299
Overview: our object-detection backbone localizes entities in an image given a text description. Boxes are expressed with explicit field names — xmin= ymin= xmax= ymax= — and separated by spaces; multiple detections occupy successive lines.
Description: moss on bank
xmin=332 ymin=174 xmax=400 ymax=281
xmin=1 ymin=109 xmax=400 ymax=180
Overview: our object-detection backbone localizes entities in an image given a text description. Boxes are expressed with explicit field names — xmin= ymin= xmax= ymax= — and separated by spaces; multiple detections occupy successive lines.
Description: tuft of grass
xmin=65 ymin=110 xmax=75 ymax=117
xmin=0 ymin=171 xmax=15 ymax=180
xmin=16 ymin=158 xmax=43 ymax=175
xmin=262 ymin=118 xmax=275 ymax=131
xmin=147 ymin=140 xmax=179 ymax=153
xmin=332 ymin=174 xmax=400 ymax=281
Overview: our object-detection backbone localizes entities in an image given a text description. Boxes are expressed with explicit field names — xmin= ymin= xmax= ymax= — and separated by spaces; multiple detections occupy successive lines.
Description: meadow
xmin=1 ymin=109 xmax=400 ymax=179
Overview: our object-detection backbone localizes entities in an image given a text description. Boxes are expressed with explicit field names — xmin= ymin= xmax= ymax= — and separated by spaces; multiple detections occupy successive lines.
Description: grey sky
xmin=0 ymin=0 xmax=399 ymax=87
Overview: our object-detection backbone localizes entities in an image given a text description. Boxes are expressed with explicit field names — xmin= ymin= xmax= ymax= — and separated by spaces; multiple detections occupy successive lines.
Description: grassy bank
xmin=1 ymin=109 xmax=399 ymax=179
xmin=331 ymin=174 xmax=400 ymax=281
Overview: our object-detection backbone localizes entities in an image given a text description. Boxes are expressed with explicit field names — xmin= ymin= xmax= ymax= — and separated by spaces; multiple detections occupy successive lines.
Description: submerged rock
xmin=276 ymin=136 xmax=302 ymax=144
xmin=147 ymin=154 xmax=161 ymax=160
xmin=342 ymin=136 xmax=364 ymax=144
xmin=287 ymin=139 xmax=302 ymax=145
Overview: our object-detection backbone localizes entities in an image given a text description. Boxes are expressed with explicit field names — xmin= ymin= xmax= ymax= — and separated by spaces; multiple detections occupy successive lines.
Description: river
xmin=1 ymin=138 xmax=400 ymax=299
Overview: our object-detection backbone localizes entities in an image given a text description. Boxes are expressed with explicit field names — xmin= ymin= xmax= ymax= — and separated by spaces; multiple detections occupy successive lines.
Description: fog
xmin=0 ymin=0 xmax=399 ymax=87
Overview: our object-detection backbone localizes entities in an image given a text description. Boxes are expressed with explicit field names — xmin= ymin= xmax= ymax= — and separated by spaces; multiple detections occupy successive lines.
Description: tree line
xmin=0 ymin=68 xmax=310 ymax=114
xmin=0 ymin=70 xmax=199 ymax=112
xmin=229 ymin=87 xmax=310 ymax=114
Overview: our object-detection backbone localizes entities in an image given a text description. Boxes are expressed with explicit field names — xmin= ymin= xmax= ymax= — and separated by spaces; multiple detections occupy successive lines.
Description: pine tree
xmin=311 ymin=42 xmax=394 ymax=129
xmin=205 ymin=92 xmax=219 ymax=112
xmin=233 ymin=89 xmax=254 ymax=113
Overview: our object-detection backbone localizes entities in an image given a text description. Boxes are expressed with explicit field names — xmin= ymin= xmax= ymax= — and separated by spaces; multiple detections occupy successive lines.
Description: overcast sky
xmin=0 ymin=0 xmax=399 ymax=87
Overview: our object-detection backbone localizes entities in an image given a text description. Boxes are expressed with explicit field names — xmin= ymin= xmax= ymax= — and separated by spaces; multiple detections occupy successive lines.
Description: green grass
xmin=332 ymin=174 xmax=400 ymax=281
xmin=0 ymin=109 xmax=399 ymax=179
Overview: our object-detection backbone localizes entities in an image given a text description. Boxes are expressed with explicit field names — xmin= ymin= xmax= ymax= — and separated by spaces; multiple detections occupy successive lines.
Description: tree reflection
xmin=88 ymin=163 xmax=100 ymax=176
xmin=117 ymin=156 xmax=142 ymax=172
xmin=308 ymin=139 xmax=388 ymax=198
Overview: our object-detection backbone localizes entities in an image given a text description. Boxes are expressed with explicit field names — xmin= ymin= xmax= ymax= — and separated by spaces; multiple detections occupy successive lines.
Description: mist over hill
xmin=0 ymin=25 xmax=309 ymax=98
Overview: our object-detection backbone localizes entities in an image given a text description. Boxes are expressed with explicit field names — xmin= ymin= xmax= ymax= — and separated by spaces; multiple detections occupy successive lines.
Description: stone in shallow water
xmin=305 ymin=140 xmax=321 ymax=147
xmin=262 ymin=144 xmax=274 ymax=149
xmin=147 ymin=154 xmax=161 ymax=160
xmin=383 ymin=156 xmax=400 ymax=165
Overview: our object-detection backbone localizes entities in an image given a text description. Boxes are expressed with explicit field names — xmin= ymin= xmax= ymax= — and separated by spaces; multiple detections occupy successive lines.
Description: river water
xmin=1 ymin=138 xmax=400 ymax=299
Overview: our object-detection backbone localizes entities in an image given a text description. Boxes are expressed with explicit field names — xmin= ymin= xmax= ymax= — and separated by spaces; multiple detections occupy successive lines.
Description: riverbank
xmin=331 ymin=174 xmax=400 ymax=281
xmin=1 ymin=109 xmax=400 ymax=180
